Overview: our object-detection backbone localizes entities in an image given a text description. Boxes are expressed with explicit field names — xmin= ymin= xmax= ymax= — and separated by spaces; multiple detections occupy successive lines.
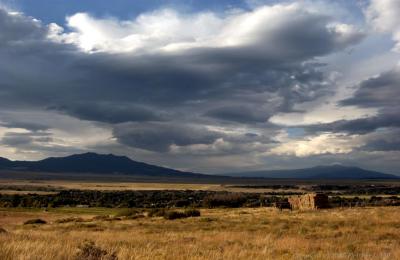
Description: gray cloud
xmin=204 ymin=105 xmax=270 ymax=123
xmin=0 ymin=8 xmax=363 ymax=125
xmin=305 ymin=112 xmax=400 ymax=134
xmin=0 ymin=131 xmax=85 ymax=156
xmin=1 ymin=131 xmax=53 ymax=147
xmin=0 ymin=121 xmax=50 ymax=132
xmin=0 ymin=4 xmax=374 ymax=165
xmin=1 ymin=133 xmax=34 ymax=146
xmin=113 ymin=122 xmax=223 ymax=152
xmin=52 ymin=102 xmax=166 ymax=124
xmin=363 ymin=139 xmax=400 ymax=152
xmin=361 ymin=129 xmax=400 ymax=152
xmin=305 ymin=66 xmax=400 ymax=136
xmin=341 ymin=68 xmax=400 ymax=108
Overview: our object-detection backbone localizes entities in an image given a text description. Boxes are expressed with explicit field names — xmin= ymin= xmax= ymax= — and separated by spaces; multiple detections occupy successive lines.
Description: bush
xmin=75 ymin=240 xmax=117 ymax=260
xmin=92 ymin=215 xmax=121 ymax=222
xmin=163 ymin=211 xmax=187 ymax=220
xmin=163 ymin=209 xmax=201 ymax=220
xmin=55 ymin=217 xmax=86 ymax=224
xmin=199 ymin=217 xmax=216 ymax=222
xmin=0 ymin=227 xmax=7 ymax=234
xmin=126 ymin=214 xmax=145 ymax=220
xmin=115 ymin=209 xmax=140 ymax=217
xmin=184 ymin=209 xmax=201 ymax=217
xmin=147 ymin=208 xmax=166 ymax=217
xmin=203 ymin=193 xmax=247 ymax=208
xmin=174 ymin=199 xmax=191 ymax=207
xmin=23 ymin=219 xmax=47 ymax=225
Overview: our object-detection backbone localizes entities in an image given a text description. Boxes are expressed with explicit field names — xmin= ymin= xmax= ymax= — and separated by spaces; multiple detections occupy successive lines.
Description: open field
xmin=0 ymin=180 xmax=302 ymax=194
xmin=0 ymin=207 xmax=399 ymax=260
xmin=1 ymin=177 xmax=400 ymax=194
xmin=1 ymin=177 xmax=399 ymax=259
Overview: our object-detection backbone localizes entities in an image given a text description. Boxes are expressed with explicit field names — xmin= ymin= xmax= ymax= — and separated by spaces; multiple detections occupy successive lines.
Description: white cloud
xmin=366 ymin=0 xmax=400 ymax=52
xmin=269 ymin=132 xmax=364 ymax=157
xmin=49 ymin=3 xmax=363 ymax=54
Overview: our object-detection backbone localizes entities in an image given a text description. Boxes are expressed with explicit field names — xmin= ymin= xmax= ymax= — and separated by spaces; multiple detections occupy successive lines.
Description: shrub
xmin=75 ymin=240 xmax=117 ymax=260
xmin=174 ymin=199 xmax=191 ymax=207
xmin=56 ymin=217 xmax=86 ymax=224
xmin=163 ymin=211 xmax=187 ymax=220
xmin=184 ymin=209 xmax=201 ymax=217
xmin=199 ymin=217 xmax=216 ymax=222
xmin=203 ymin=193 xmax=247 ymax=208
xmin=126 ymin=214 xmax=145 ymax=220
xmin=163 ymin=209 xmax=201 ymax=220
xmin=0 ymin=227 xmax=7 ymax=234
xmin=115 ymin=209 xmax=140 ymax=217
xmin=23 ymin=219 xmax=47 ymax=225
xmin=147 ymin=208 xmax=166 ymax=217
xmin=92 ymin=215 xmax=120 ymax=222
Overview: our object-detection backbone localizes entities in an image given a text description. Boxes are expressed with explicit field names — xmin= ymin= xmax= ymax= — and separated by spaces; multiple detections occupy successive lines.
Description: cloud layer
xmin=0 ymin=1 xmax=399 ymax=174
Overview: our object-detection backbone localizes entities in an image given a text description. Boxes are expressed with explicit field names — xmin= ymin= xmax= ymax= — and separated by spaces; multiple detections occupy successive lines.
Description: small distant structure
xmin=288 ymin=193 xmax=329 ymax=210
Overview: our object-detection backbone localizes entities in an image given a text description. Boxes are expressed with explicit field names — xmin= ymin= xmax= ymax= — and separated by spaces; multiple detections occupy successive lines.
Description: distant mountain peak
xmin=225 ymin=164 xmax=398 ymax=179
xmin=0 ymin=153 xmax=206 ymax=178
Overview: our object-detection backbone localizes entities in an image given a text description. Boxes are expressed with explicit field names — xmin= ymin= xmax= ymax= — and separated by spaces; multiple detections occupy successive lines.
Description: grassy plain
xmin=0 ymin=207 xmax=399 ymax=260
xmin=2 ymin=178 xmax=400 ymax=194
xmin=0 ymin=179 xmax=300 ymax=193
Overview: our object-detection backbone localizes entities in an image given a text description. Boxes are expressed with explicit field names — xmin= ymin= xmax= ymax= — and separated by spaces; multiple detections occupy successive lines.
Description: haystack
xmin=288 ymin=193 xmax=329 ymax=210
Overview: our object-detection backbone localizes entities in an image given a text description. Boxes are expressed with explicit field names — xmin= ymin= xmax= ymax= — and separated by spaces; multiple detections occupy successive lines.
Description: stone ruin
xmin=287 ymin=193 xmax=329 ymax=210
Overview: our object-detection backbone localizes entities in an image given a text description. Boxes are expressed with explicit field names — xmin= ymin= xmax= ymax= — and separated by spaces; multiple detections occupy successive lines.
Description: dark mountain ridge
xmin=0 ymin=152 xmax=206 ymax=178
xmin=225 ymin=164 xmax=398 ymax=179
xmin=0 ymin=153 xmax=397 ymax=179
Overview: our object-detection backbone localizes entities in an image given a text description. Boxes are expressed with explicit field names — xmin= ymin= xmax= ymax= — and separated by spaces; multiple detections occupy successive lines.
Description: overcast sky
xmin=0 ymin=0 xmax=399 ymax=174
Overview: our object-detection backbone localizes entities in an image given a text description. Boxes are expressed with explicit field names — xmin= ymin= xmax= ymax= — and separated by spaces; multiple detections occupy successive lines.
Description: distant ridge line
xmin=0 ymin=153 xmax=398 ymax=179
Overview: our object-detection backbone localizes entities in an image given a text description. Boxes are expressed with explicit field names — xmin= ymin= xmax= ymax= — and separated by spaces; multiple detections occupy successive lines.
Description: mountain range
xmin=0 ymin=152 xmax=205 ymax=178
xmin=224 ymin=165 xmax=398 ymax=179
xmin=0 ymin=153 xmax=398 ymax=179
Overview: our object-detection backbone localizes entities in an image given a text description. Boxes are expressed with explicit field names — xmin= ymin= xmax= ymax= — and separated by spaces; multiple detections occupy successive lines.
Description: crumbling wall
xmin=288 ymin=193 xmax=329 ymax=210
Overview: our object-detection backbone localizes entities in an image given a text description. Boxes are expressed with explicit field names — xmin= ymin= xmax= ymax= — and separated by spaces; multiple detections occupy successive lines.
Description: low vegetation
xmin=75 ymin=240 xmax=117 ymax=260
xmin=0 ymin=182 xmax=399 ymax=259
xmin=0 ymin=207 xmax=399 ymax=259
xmin=1 ymin=189 xmax=399 ymax=209
xmin=23 ymin=218 xmax=47 ymax=225
xmin=163 ymin=209 xmax=201 ymax=220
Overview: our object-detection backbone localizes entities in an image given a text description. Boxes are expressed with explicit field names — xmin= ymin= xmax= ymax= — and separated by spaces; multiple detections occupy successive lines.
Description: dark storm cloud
xmin=52 ymin=102 xmax=166 ymax=123
xmin=0 ymin=121 xmax=50 ymax=132
xmin=113 ymin=122 xmax=223 ymax=152
xmin=204 ymin=105 xmax=270 ymax=123
xmin=0 ymin=9 xmax=46 ymax=43
xmin=1 ymin=131 xmax=52 ymax=147
xmin=363 ymin=139 xmax=400 ymax=152
xmin=0 ymin=7 xmax=364 ymax=152
xmin=341 ymin=68 xmax=400 ymax=108
xmin=305 ymin=66 xmax=400 ymax=137
xmin=305 ymin=112 xmax=400 ymax=134
xmin=1 ymin=133 xmax=33 ymax=146
xmin=0 ymin=131 xmax=84 ymax=155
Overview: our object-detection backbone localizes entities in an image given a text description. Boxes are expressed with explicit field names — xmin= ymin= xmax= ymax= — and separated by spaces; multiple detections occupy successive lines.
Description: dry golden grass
xmin=0 ymin=179 xmax=222 ymax=191
xmin=0 ymin=207 xmax=399 ymax=259
xmin=0 ymin=179 xmax=301 ymax=193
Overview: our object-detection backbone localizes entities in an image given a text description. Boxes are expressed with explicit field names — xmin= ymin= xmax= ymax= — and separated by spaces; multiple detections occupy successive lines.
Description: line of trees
xmin=0 ymin=190 xmax=399 ymax=208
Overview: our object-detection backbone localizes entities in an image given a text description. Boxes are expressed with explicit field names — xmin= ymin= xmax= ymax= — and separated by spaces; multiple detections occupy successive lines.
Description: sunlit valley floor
xmin=0 ymin=207 xmax=399 ymax=260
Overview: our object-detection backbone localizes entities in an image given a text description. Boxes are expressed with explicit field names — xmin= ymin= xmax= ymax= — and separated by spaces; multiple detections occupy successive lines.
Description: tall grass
xmin=0 ymin=207 xmax=399 ymax=259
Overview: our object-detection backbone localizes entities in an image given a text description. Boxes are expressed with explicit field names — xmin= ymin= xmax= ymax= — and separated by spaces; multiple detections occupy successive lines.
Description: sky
xmin=0 ymin=0 xmax=399 ymax=174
